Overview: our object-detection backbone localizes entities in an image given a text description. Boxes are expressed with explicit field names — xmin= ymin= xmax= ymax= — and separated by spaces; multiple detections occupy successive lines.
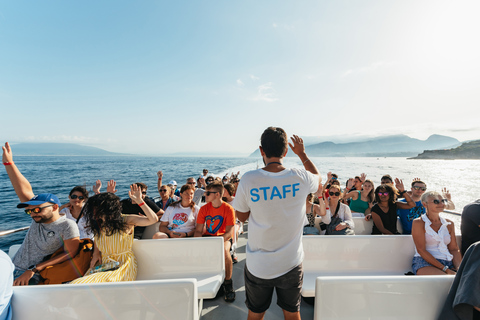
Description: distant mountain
xmin=249 ymin=134 xmax=461 ymax=157
xmin=410 ymin=140 xmax=480 ymax=159
xmin=10 ymin=143 xmax=128 ymax=156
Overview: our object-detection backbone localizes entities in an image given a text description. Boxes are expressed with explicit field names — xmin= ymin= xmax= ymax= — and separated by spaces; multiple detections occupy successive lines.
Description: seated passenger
xmin=223 ymin=183 xmax=240 ymax=263
xmin=59 ymin=186 xmax=93 ymax=240
xmin=167 ymin=183 xmax=180 ymax=201
xmin=155 ymin=184 xmax=175 ymax=212
xmin=381 ymin=174 xmax=393 ymax=185
xmin=344 ymin=179 xmax=375 ymax=217
xmin=397 ymin=179 xmax=427 ymax=235
xmin=194 ymin=181 xmax=236 ymax=302
xmin=186 ymin=177 xmax=205 ymax=205
xmin=71 ymin=185 xmax=158 ymax=284
xmin=411 ymin=191 xmax=461 ymax=275
xmin=3 ymin=142 xmax=80 ymax=286
xmin=303 ymin=190 xmax=328 ymax=235
xmin=325 ymin=185 xmax=354 ymax=235
xmin=152 ymin=185 xmax=199 ymax=239
xmin=120 ymin=182 xmax=161 ymax=239
xmin=370 ymin=180 xmax=415 ymax=234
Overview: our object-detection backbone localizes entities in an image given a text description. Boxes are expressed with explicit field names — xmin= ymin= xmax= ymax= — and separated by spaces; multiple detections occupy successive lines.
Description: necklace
xmin=266 ymin=161 xmax=282 ymax=166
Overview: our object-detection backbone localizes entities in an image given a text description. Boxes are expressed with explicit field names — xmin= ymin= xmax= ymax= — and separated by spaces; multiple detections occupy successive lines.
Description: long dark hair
xmin=69 ymin=186 xmax=89 ymax=199
xmin=374 ymin=184 xmax=397 ymax=205
xmin=170 ymin=184 xmax=196 ymax=212
xmin=82 ymin=193 xmax=129 ymax=237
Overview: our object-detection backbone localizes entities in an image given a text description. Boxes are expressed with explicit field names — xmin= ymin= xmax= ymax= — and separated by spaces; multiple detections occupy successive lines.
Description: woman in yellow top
xmin=71 ymin=184 xmax=158 ymax=283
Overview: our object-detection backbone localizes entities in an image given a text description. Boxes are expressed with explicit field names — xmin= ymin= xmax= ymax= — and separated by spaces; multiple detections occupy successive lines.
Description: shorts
xmin=412 ymin=256 xmax=453 ymax=274
xmin=244 ymin=264 xmax=303 ymax=313
xmin=303 ymin=226 xmax=320 ymax=235
xmin=14 ymin=268 xmax=42 ymax=285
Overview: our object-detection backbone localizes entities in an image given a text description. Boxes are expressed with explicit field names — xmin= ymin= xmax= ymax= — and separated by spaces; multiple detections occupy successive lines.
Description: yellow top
xmin=71 ymin=229 xmax=137 ymax=284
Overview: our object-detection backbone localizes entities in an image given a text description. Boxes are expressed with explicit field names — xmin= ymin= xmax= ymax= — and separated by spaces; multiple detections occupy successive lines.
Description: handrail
xmin=443 ymin=210 xmax=461 ymax=216
xmin=0 ymin=226 xmax=29 ymax=237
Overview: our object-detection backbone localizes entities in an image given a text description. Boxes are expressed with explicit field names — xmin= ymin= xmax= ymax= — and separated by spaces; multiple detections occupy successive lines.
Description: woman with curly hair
xmin=370 ymin=179 xmax=415 ymax=235
xmin=70 ymin=184 xmax=158 ymax=283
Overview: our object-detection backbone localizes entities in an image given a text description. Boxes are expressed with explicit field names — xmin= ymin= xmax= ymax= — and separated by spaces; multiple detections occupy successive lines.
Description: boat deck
xmin=201 ymin=223 xmax=314 ymax=319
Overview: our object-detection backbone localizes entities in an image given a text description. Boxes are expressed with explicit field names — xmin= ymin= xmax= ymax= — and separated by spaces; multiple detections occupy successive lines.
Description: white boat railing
xmin=0 ymin=226 xmax=29 ymax=237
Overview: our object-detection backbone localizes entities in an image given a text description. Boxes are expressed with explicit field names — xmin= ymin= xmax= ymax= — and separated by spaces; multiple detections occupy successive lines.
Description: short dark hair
xmin=260 ymin=127 xmax=288 ymax=158
xmin=69 ymin=186 xmax=89 ymax=198
xmin=223 ymin=183 xmax=236 ymax=197
xmin=206 ymin=181 xmax=224 ymax=195
xmin=134 ymin=182 xmax=148 ymax=190
xmin=411 ymin=180 xmax=427 ymax=188
xmin=381 ymin=175 xmax=393 ymax=183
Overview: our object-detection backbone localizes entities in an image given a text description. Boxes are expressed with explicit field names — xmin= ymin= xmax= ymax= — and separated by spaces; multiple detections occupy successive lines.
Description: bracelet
xmin=442 ymin=265 xmax=448 ymax=272
xmin=185 ymin=232 xmax=188 ymax=237
xmin=399 ymin=190 xmax=406 ymax=195
xmin=3 ymin=162 xmax=13 ymax=166
xmin=138 ymin=202 xmax=145 ymax=207
xmin=303 ymin=158 xmax=311 ymax=165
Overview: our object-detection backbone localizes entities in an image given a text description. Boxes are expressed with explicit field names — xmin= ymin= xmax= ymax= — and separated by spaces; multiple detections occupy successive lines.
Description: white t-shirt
xmin=60 ymin=207 xmax=94 ymax=240
xmin=233 ymin=167 xmax=319 ymax=279
xmin=160 ymin=204 xmax=200 ymax=233
xmin=325 ymin=203 xmax=354 ymax=229
xmin=0 ymin=250 xmax=13 ymax=320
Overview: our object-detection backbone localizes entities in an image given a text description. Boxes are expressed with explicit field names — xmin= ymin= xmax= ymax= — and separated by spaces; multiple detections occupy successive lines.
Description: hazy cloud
xmin=252 ymin=82 xmax=279 ymax=102
xmin=250 ymin=74 xmax=260 ymax=81
xmin=342 ymin=61 xmax=395 ymax=77
xmin=236 ymin=79 xmax=244 ymax=86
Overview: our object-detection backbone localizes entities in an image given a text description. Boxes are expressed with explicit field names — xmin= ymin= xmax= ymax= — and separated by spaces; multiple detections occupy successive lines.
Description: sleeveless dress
xmin=70 ymin=230 xmax=137 ymax=284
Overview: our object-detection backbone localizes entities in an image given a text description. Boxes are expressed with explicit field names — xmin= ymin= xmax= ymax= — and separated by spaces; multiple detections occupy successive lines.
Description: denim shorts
xmin=244 ymin=264 xmax=303 ymax=313
xmin=303 ymin=226 xmax=320 ymax=235
xmin=412 ymin=256 xmax=453 ymax=274
xmin=14 ymin=268 xmax=43 ymax=285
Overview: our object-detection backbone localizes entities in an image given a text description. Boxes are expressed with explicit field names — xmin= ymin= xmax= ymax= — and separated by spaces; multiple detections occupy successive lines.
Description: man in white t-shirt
xmin=233 ymin=127 xmax=320 ymax=320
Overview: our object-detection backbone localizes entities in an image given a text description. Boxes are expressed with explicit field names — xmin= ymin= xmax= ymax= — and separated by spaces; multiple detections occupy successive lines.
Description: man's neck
xmin=262 ymin=157 xmax=285 ymax=173
xmin=211 ymin=199 xmax=223 ymax=208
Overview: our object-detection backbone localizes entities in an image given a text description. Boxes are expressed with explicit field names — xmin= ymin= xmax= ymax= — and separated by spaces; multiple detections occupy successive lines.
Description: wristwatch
xmin=28 ymin=265 xmax=39 ymax=273
xmin=442 ymin=265 xmax=448 ymax=272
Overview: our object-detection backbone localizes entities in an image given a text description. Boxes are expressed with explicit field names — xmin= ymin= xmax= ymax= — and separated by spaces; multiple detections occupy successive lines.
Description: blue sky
xmin=1 ymin=1 xmax=479 ymax=155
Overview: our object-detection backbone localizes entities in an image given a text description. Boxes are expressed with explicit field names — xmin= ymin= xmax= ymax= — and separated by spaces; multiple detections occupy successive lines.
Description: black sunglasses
xmin=205 ymin=191 xmax=218 ymax=196
xmin=433 ymin=199 xmax=448 ymax=204
xmin=25 ymin=204 xmax=54 ymax=215
xmin=70 ymin=194 xmax=85 ymax=200
xmin=329 ymin=191 xmax=341 ymax=196
xmin=159 ymin=189 xmax=168 ymax=192
xmin=413 ymin=186 xmax=427 ymax=191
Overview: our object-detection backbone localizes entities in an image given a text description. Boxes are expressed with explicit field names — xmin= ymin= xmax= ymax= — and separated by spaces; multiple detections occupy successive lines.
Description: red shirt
xmin=197 ymin=202 xmax=235 ymax=236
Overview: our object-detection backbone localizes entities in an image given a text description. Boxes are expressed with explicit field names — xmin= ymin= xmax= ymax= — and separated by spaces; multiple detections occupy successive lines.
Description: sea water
xmin=1 ymin=155 xmax=479 ymax=252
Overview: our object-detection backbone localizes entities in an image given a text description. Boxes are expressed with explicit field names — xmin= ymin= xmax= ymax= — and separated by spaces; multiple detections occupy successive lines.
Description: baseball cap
xmin=168 ymin=180 xmax=177 ymax=186
xmin=17 ymin=193 xmax=62 ymax=208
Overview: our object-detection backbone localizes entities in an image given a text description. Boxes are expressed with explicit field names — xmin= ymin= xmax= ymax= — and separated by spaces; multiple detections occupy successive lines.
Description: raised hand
xmin=395 ymin=178 xmax=405 ymax=193
xmin=360 ymin=173 xmax=366 ymax=182
xmin=412 ymin=177 xmax=421 ymax=182
xmin=157 ymin=170 xmax=163 ymax=179
xmin=346 ymin=178 xmax=355 ymax=190
xmin=442 ymin=187 xmax=452 ymax=201
xmin=2 ymin=142 xmax=13 ymax=164
xmin=93 ymin=179 xmax=102 ymax=194
xmin=107 ymin=180 xmax=117 ymax=193
xmin=288 ymin=135 xmax=306 ymax=157
xmin=327 ymin=172 xmax=332 ymax=181
xmin=128 ymin=184 xmax=143 ymax=204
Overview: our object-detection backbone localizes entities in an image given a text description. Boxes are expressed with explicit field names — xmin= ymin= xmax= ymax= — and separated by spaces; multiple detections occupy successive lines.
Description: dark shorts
xmin=412 ymin=256 xmax=453 ymax=274
xmin=244 ymin=263 xmax=303 ymax=313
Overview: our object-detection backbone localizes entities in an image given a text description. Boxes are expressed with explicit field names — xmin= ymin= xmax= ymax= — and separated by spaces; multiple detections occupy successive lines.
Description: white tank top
xmin=414 ymin=214 xmax=453 ymax=260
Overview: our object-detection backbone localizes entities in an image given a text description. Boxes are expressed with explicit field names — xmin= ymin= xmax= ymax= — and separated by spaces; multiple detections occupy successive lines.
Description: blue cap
xmin=17 ymin=193 xmax=61 ymax=208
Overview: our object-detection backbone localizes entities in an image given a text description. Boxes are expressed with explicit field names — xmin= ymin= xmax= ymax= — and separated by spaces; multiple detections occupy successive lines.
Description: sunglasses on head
xmin=432 ymin=199 xmax=448 ymax=205
xmin=25 ymin=204 xmax=54 ymax=215
xmin=205 ymin=191 xmax=218 ymax=196
xmin=70 ymin=194 xmax=85 ymax=200
xmin=329 ymin=191 xmax=341 ymax=196
xmin=377 ymin=192 xmax=389 ymax=196
xmin=413 ymin=186 xmax=427 ymax=191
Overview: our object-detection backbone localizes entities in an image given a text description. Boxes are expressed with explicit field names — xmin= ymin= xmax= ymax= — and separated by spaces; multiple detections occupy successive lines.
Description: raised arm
xmin=157 ymin=171 xmax=163 ymax=195
xmin=395 ymin=178 xmax=415 ymax=209
xmin=124 ymin=184 xmax=158 ymax=227
xmin=2 ymin=142 xmax=34 ymax=202
xmin=442 ymin=187 xmax=455 ymax=210
xmin=288 ymin=135 xmax=319 ymax=176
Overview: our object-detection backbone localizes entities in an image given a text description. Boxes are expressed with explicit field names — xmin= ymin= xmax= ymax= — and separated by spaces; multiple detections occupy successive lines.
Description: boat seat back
xmin=12 ymin=278 xmax=199 ymax=320
xmin=314 ymin=275 xmax=454 ymax=320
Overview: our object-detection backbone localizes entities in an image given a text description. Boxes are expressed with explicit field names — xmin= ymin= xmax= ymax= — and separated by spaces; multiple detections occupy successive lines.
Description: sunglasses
xmin=331 ymin=177 xmax=337 ymax=180
xmin=377 ymin=192 xmax=389 ymax=196
xmin=432 ymin=199 xmax=448 ymax=205
xmin=141 ymin=192 xmax=147 ymax=195
xmin=159 ymin=189 xmax=168 ymax=192
xmin=329 ymin=191 xmax=341 ymax=196
xmin=187 ymin=182 xmax=196 ymax=185
xmin=25 ymin=204 xmax=54 ymax=215
xmin=413 ymin=186 xmax=427 ymax=191
xmin=205 ymin=191 xmax=218 ymax=196
xmin=70 ymin=195 xmax=85 ymax=200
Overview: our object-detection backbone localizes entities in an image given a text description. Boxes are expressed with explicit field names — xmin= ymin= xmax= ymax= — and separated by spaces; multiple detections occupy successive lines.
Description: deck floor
xmin=201 ymin=223 xmax=314 ymax=320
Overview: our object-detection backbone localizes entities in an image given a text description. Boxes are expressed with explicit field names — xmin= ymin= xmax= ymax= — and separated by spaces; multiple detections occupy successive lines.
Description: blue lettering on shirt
xmin=249 ymin=183 xmax=302 ymax=202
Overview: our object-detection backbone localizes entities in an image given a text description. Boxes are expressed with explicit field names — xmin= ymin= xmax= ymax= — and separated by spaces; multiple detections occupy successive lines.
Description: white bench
xmin=301 ymin=235 xmax=416 ymax=297
xmin=133 ymin=237 xmax=225 ymax=300
xmin=12 ymin=278 xmax=199 ymax=320
xmin=142 ymin=221 xmax=160 ymax=239
xmin=313 ymin=217 xmax=404 ymax=235
xmin=314 ymin=275 xmax=455 ymax=320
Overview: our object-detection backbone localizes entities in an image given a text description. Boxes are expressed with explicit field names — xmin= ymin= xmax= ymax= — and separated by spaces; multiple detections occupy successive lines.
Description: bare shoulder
xmin=412 ymin=218 xmax=425 ymax=227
